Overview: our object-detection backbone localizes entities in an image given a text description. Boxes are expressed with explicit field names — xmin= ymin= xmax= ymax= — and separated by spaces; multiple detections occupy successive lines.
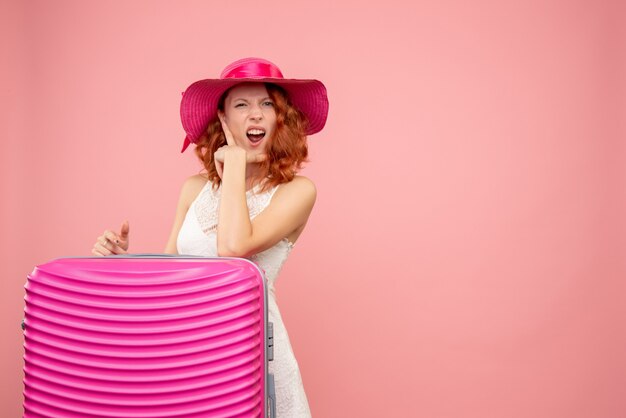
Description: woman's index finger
xmin=219 ymin=116 xmax=235 ymax=146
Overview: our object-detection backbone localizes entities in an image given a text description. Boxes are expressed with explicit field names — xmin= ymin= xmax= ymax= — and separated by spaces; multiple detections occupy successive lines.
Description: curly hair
xmin=193 ymin=83 xmax=310 ymax=194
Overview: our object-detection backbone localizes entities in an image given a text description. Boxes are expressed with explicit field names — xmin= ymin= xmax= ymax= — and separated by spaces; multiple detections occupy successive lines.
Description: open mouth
xmin=246 ymin=128 xmax=266 ymax=144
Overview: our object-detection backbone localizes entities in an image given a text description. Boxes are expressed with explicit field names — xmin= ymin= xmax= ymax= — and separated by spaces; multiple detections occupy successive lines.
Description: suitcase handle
xmin=109 ymin=253 xmax=184 ymax=258
xmin=267 ymin=373 xmax=276 ymax=418
xmin=267 ymin=322 xmax=274 ymax=361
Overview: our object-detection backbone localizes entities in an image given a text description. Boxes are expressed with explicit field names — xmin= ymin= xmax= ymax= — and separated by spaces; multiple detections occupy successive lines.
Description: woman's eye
xmin=235 ymin=103 xmax=246 ymax=108
xmin=263 ymin=101 xmax=274 ymax=107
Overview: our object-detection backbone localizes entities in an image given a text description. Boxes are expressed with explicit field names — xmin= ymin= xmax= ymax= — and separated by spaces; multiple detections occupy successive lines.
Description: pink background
xmin=2 ymin=0 xmax=625 ymax=417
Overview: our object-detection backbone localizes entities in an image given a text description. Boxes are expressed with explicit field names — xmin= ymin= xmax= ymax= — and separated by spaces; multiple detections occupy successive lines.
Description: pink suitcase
xmin=22 ymin=254 xmax=275 ymax=418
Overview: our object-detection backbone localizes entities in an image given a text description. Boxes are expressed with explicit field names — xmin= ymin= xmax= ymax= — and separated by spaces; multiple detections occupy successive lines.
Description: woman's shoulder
xmin=179 ymin=174 xmax=212 ymax=208
xmin=183 ymin=173 xmax=211 ymax=192
xmin=288 ymin=175 xmax=316 ymax=190
xmin=274 ymin=175 xmax=317 ymax=202
xmin=184 ymin=173 xmax=210 ymax=186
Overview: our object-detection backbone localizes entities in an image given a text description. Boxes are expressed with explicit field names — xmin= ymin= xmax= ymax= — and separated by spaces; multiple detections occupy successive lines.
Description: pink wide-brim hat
xmin=179 ymin=57 xmax=329 ymax=152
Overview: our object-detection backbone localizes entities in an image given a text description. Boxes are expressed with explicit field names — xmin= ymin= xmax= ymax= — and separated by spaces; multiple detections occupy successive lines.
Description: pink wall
xmin=2 ymin=0 xmax=625 ymax=417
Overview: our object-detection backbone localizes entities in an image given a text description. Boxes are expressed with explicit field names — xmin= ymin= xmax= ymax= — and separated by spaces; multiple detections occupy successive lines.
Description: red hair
xmin=194 ymin=83 xmax=309 ymax=193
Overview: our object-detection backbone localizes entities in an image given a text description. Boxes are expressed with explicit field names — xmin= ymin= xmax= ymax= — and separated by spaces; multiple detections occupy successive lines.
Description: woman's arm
xmin=246 ymin=176 xmax=316 ymax=254
xmin=217 ymin=165 xmax=316 ymax=258
xmin=216 ymin=148 xmax=249 ymax=256
xmin=163 ymin=175 xmax=207 ymax=254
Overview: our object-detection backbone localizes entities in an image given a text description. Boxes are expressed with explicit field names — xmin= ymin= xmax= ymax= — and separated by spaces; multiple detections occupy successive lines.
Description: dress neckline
xmin=192 ymin=180 xmax=295 ymax=248
xmin=210 ymin=181 xmax=271 ymax=195
xmin=246 ymin=183 xmax=263 ymax=194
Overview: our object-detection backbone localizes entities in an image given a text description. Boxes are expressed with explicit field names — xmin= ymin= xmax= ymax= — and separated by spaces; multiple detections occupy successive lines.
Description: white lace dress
xmin=176 ymin=180 xmax=312 ymax=417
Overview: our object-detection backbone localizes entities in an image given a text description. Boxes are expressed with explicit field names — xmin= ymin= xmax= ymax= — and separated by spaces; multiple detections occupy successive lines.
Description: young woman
xmin=91 ymin=57 xmax=329 ymax=417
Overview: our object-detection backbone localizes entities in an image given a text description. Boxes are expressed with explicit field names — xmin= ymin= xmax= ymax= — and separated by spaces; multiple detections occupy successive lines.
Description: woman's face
xmin=219 ymin=83 xmax=277 ymax=156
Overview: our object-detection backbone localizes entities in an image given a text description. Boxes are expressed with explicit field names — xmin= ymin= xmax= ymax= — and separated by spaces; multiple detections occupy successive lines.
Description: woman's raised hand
xmin=92 ymin=220 xmax=130 ymax=256
xmin=214 ymin=115 xmax=267 ymax=179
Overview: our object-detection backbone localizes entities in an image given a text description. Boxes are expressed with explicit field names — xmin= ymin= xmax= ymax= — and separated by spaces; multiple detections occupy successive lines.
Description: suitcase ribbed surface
xmin=23 ymin=257 xmax=267 ymax=418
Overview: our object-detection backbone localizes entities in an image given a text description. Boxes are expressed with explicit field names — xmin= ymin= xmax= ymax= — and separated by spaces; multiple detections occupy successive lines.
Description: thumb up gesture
xmin=92 ymin=220 xmax=130 ymax=256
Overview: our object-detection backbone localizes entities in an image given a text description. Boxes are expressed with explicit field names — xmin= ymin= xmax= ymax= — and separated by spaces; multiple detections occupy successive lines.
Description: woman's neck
xmin=245 ymin=163 xmax=265 ymax=191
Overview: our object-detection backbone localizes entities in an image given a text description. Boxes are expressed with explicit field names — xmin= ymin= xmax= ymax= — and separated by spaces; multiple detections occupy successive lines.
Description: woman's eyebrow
xmin=233 ymin=96 xmax=272 ymax=102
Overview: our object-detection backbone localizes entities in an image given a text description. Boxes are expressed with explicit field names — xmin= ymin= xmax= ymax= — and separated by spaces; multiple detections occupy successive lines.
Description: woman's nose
xmin=248 ymin=105 xmax=263 ymax=120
